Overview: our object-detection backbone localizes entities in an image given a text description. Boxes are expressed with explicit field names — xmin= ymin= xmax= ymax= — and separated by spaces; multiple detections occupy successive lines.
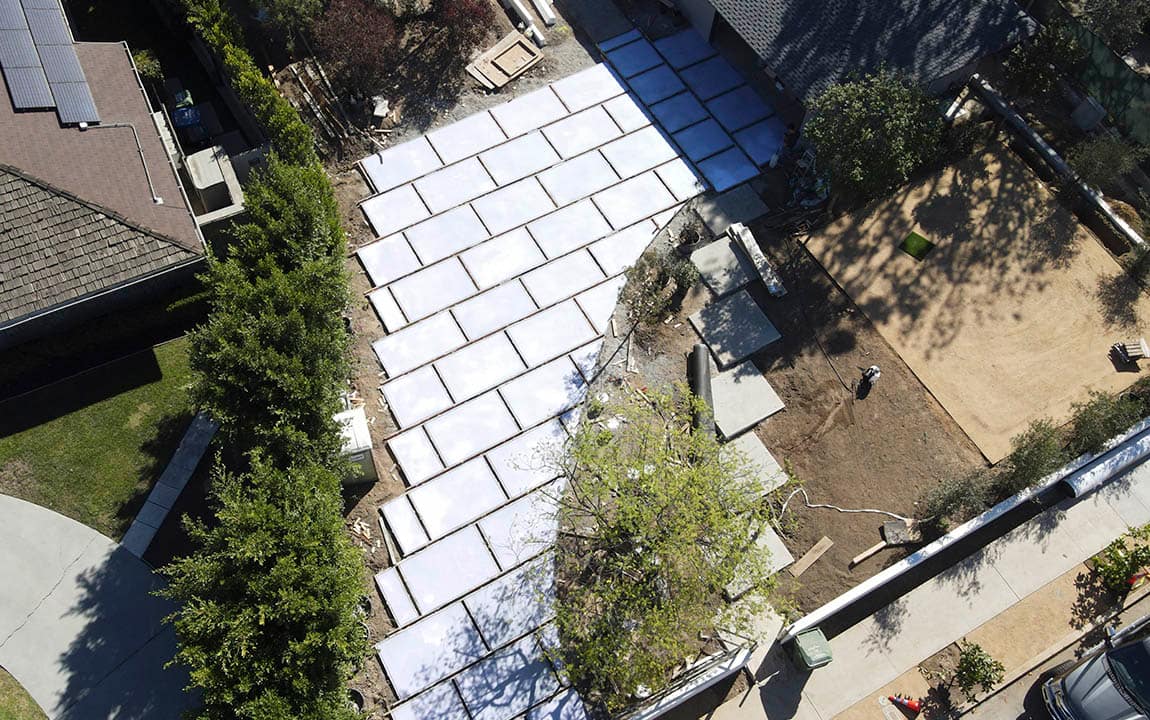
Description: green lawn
xmin=0 ymin=338 xmax=194 ymax=539
xmin=0 ymin=667 xmax=46 ymax=720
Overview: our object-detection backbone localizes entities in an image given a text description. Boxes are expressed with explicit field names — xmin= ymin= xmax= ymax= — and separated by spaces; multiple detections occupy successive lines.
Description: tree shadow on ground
xmin=1095 ymin=273 xmax=1143 ymax=330
xmin=112 ymin=411 xmax=197 ymax=539
xmin=1069 ymin=568 xmax=1120 ymax=631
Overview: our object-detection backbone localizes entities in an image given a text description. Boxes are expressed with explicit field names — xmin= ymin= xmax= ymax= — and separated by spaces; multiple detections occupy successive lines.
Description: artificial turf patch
xmin=899 ymin=231 xmax=935 ymax=261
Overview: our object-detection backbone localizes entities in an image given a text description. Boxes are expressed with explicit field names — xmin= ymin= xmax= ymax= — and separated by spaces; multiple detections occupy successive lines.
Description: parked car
xmin=1043 ymin=613 xmax=1150 ymax=720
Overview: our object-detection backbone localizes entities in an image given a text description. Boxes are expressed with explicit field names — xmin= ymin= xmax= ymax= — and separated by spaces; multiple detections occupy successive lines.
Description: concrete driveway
xmin=0 ymin=494 xmax=193 ymax=719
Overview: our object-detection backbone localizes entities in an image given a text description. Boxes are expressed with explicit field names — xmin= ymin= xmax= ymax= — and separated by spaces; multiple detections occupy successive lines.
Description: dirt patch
xmin=804 ymin=143 xmax=1150 ymax=462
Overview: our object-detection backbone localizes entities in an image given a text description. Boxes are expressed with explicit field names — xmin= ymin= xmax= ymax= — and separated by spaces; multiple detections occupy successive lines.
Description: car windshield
xmin=1108 ymin=640 xmax=1150 ymax=713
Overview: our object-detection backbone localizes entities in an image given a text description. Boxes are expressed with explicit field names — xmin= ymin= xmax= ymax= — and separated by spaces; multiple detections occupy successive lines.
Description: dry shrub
xmin=313 ymin=0 xmax=399 ymax=96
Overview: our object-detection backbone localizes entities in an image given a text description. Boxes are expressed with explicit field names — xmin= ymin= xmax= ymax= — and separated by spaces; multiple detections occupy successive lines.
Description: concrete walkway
xmin=0 ymin=494 xmax=193 ymax=719
xmin=706 ymin=459 xmax=1150 ymax=720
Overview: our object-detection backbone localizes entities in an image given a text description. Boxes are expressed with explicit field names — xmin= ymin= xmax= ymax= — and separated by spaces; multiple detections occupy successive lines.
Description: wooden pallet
xmin=466 ymin=31 xmax=543 ymax=90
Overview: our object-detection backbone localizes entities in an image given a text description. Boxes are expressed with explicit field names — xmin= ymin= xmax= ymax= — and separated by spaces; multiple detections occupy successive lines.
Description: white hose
xmin=776 ymin=487 xmax=912 ymax=523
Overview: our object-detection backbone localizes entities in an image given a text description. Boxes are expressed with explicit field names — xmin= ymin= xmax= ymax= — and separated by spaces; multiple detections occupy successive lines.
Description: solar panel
xmin=37 ymin=42 xmax=79 ymax=81
xmin=5 ymin=64 xmax=51 ymax=107
xmin=0 ymin=28 xmax=37 ymax=66
xmin=50 ymin=80 xmax=96 ymax=123
xmin=0 ymin=0 xmax=27 ymax=31
xmin=24 ymin=7 xmax=68 ymax=45
xmin=21 ymin=0 xmax=63 ymax=7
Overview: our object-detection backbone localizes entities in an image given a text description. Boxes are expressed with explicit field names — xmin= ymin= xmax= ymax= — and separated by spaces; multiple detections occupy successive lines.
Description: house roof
xmin=0 ymin=165 xmax=199 ymax=324
xmin=708 ymin=0 xmax=1036 ymax=102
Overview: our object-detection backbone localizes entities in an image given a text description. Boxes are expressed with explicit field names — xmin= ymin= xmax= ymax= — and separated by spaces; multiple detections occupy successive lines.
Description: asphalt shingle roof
xmin=0 ymin=166 xmax=199 ymax=324
xmin=708 ymin=0 xmax=1036 ymax=102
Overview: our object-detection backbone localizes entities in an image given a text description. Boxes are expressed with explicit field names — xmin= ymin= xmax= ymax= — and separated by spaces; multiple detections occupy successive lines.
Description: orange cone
xmin=888 ymin=695 xmax=923 ymax=714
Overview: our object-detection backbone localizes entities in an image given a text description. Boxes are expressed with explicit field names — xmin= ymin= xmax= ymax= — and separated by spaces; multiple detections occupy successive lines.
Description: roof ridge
xmin=0 ymin=162 xmax=203 ymax=255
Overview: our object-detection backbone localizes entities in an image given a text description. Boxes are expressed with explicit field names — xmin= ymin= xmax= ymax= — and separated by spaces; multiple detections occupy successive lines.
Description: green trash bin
xmin=792 ymin=627 xmax=833 ymax=669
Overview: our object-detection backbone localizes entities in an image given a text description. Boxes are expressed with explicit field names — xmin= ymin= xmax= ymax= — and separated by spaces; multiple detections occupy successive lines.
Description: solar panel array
xmin=0 ymin=0 xmax=98 ymax=124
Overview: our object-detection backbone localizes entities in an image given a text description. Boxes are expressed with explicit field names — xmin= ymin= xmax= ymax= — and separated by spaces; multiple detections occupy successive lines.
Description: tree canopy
xmin=1003 ymin=22 xmax=1088 ymax=97
xmin=804 ymin=69 xmax=945 ymax=200
xmin=553 ymin=387 xmax=776 ymax=713
xmin=1081 ymin=0 xmax=1150 ymax=54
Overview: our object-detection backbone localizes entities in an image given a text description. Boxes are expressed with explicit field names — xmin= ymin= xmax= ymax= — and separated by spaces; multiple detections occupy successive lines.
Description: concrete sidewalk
xmin=707 ymin=459 xmax=1150 ymax=720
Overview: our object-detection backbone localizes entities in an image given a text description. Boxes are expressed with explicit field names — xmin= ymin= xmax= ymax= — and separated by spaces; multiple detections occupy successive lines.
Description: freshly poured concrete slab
xmin=478 ymin=484 xmax=562 ymax=570
xmin=598 ymin=28 xmax=641 ymax=52
xmin=649 ymin=92 xmax=709 ymax=133
xmin=602 ymin=93 xmax=651 ymax=132
xmin=735 ymin=116 xmax=788 ymax=166
xmin=490 ymin=85 xmax=569 ymax=139
xmin=397 ymin=526 xmax=500 ymax=613
xmin=390 ymin=258 xmax=478 ymax=321
xmin=656 ymin=158 xmax=706 ymax=201
xmin=479 ymin=131 xmax=562 ymax=186
xmin=485 ymin=420 xmax=566 ymax=497
xmin=409 ymin=459 xmax=507 ymax=538
xmin=653 ymin=29 xmax=716 ymax=70
xmin=726 ymin=432 xmax=788 ymax=494
xmin=435 ymin=333 xmax=527 ymax=400
xmin=361 ymin=136 xmax=443 ymax=193
xmin=375 ymin=602 xmax=486 ymax=699
xmin=570 ymin=339 xmax=604 ymax=380
xmin=627 ymin=64 xmax=686 ymax=104
xmin=381 ymin=495 xmax=431 ymax=555
xmin=691 ymin=237 xmax=755 ymax=296
xmin=542 ymin=106 xmax=623 ymax=159
xmin=369 ymin=287 xmax=408 ymax=332
xmin=689 ymin=289 xmax=781 ymax=367
xmin=605 ymin=38 xmax=662 ymax=77
xmin=575 ymin=275 xmax=628 ymax=332
xmin=592 ymin=170 xmax=675 ymax=229
xmin=358 ymin=234 xmax=421 ymax=287
xmin=472 ymin=177 xmax=555 ymax=235
xmin=455 ymin=634 xmax=561 ymax=720
xmin=711 ymin=360 xmax=785 ymax=438
xmin=707 ymin=85 xmax=773 ymax=133
xmin=499 ymin=357 xmax=587 ymax=428
xmin=391 ymin=681 xmax=471 ymax=720
xmin=376 ymin=566 xmax=420 ymax=627
xmin=362 ymin=184 xmax=430 ymax=238
xmin=464 ymin=556 xmax=555 ymax=648
xmin=695 ymin=183 xmax=770 ymax=234
xmin=404 ymin=205 xmax=491 ymax=265
xmin=588 ymin=222 xmax=656 ymax=276
xmin=461 ymin=229 xmax=546 ymax=290
xmin=521 ymin=250 xmax=605 ymax=307
xmin=427 ymin=111 xmax=506 ymax=165
xmin=550 ymin=63 xmax=624 ymax=113
xmin=600 ymin=125 xmax=679 ymax=178
xmin=374 ymin=312 xmax=466 ymax=376
xmin=383 ymin=365 xmax=455 ymax=427
xmin=388 ymin=427 xmax=446 ymax=485
xmin=537 ymin=152 xmax=619 ymax=207
xmin=673 ymin=118 xmax=734 ymax=162
xmin=507 ymin=299 xmax=598 ymax=366
xmin=414 ymin=157 xmax=497 ymax=214
xmin=526 ymin=199 xmax=613 ymax=258
xmin=425 ymin=391 xmax=522 ymax=466
xmin=527 ymin=689 xmax=590 ymax=720
xmin=680 ymin=55 xmax=744 ymax=100
xmin=697 ymin=146 xmax=759 ymax=191
xmin=451 ymin=281 xmax=538 ymax=340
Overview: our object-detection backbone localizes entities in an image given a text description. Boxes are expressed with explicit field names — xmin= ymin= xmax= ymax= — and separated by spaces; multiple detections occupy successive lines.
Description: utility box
xmin=336 ymin=407 xmax=377 ymax=485
xmin=1072 ymin=96 xmax=1106 ymax=132
xmin=791 ymin=628 xmax=833 ymax=670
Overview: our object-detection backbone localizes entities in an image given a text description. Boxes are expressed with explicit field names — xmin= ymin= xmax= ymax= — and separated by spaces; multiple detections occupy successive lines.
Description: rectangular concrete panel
xmin=451 ymin=281 xmax=539 ymax=340
xmin=427 ymin=110 xmax=507 ymax=165
xmin=490 ymin=85 xmax=570 ymax=139
xmin=542 ymin=106 xmax=623 ymax=160
xmin=373 ymin=312 xmax=466 ymax=377
xmin=383 ymin=365 xmax=455 ymax=428
xmin=592 ymin=171 xmax=676 ymax=230
xmin=358 ymin=234 xmax=421 ymax=287
xmin=689 ymin=289 xmax=782 ymax=367
xmin=574 ymin=275 xmax=628 ymax=333
xmin=390 ymin=259 xmax=478 ymax=322
xmin=711 ymin=360 xmax=785 ymax=438
xmin=673 ymin=117 xmax=734 ymax=162
xmin=588 ymin=222 xmax=656 ymax=276
xmin=526 ymin=199 xmax=613 ymax=258
xmin=413 ymin=157 xmax=497 ymax=214
xmin=605 ymin=38 xmax=663 ymax=78
xmin=478 ymin=483 xmax=563 ymax=570
xmin=464 ymin=557 xmax=555 ymax=648
xmin=397 ymin=526 xmax=500 ymax=614
xmin=404 ymin=205 xmax=491 ymax=266
xmin=435 ymin=333 xmax=527 ymax=400
xmin=369 ymin=288 xmax=408 ymax=333
xmin=390 ymin=682 xmax=471 ymax=720
xmin=707 ymin=85 xmax=774 ymax=133
xmin=570 ymin=339 xmax=604 ymax=381
xmin=537 ymin=152 xmax=619 ymax=208
xmin=656 ymin=158 xmax=706 ymax=202
xmin=649 ymin=92 xmax=709 ymax=133
xmin=507 ymin=299 xmax=598 ymax=367
xmin=691 ymin=237 xmax=755 ymax=296
xmin=375 ymin=602 xmax=486 ymax=699
xmin=409 ymin=458 xmax=508 ymax=539
xmin=499 ymin=357 xmax=588 ymax=429
xmin=485 ymin=420 xmax=566 ymax=498
xmin=425 ymin=391 xmax=522 ymax=466
xmin=602 ymin=93 xmax=651 ymax=133
xmin=460 ymin=229 xmax=547 ymax=291
xmin=381 ymin=495 xmax=431 ymax=556
xmin=627 ymin=65 xmax=685 ymax=105
xmin=479 ymin=131 xmax=562 ymax=186
xmin=455 ymin=634 xmax=560 ymax=720
xmin=375 ymin=567 xmax=420 ymax=627
xmin=653 ymin=29 xmax=717 ymax=70
xmin=388 ymin=427 xmax=445 ymax=485
xmin=697 ymin=146 xmax=759 ymax=192
xmin=521 ymin=250 xmax=606 ymax=308
xmin=472 ymin=177 xmax=555 ymax=236
xmin=361 ymin=136 xmax=443 ymax=193
xmin=526 ymin=689 xmax=590 ymax=720
xmin=362 ymin=184 xmax=430 ymax=238
xmin=550 ymin=63 xmax=624 ymax=113
xmin=600 ymin=125 xmax=679 ymax=179
xmin=680 ymin=55 xmax=744 ymax=100
xmin=725 ymin=432 xmax=788 ymax=494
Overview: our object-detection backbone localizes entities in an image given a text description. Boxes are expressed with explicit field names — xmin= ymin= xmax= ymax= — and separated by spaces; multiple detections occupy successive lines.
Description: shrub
xmin=953 ymin=641 xmax=1005 ymax=701
xmin=261 ymin=0 xmax=323 ymax=39
xmin=804 ymin=69 xmax=944 ymax=200
xmin=1003 ymin=22 xmax=1088 ymax=97
xmin=620 ymin=249 xmax=699 ymax=341
xmin=162 ymin=457 xmax=367 ymax=720
xmin=1081 ymin=0 xmax=1150 ymax=54
xmin=1110 ymin=200 xmax=1145 ymax=237
xmin=132 ymin=48 xmax=163 ymax=82
xmin=437 ymin=0 xmax=495 ymax=55
xmin=1066 ymin=390 xmax=1144 ymax=458
xmin=1068 ymin=135 xmax=1150 ymax=194
xmin=1091 ymin=523 xmax=1150 ymax=592
xmin=920 ymin=470 xmax=992 ymax=530
xmin=313 ymin=0 xmax=399 ymax=96
xmin=996 ymin=419 xmax=1067 ymax=496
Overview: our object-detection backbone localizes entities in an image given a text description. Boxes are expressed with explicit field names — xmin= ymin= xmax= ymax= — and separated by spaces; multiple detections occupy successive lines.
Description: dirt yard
xmin=804 ymin=144 xmax=1150 ymax=463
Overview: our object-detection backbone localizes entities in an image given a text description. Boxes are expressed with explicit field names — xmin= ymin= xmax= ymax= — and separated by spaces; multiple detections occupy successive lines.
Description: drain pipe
xmin=688 ymin=344 xmax=715 ymax=435
xmin=78 ymin=121 xmax=164 ymax=205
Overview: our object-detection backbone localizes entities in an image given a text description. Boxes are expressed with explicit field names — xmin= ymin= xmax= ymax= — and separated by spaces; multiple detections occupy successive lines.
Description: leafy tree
xmin=953 ymin=641 xmax=1005 ymax=701
xmin=260 ymin=0 xmax=323 ymax=39
xmin=1081 ymin=0 xmax=1150 ymax=54
xmin=553 ymin=387 xmax=776 ymax=713
xmin=1066 ymin=390 xmax=1144 ymax=458
xmin=804 ymin=70 xmax=944 ymax=200
xmin=1003 ymin=22 xmax=1088 ymax=96
xmin=1068 ymin=134 xmax=1150 ymax=193
xmin=313 ymin=0 xmax=399 ymax=96
xmin=997 ymin=419 xmax=1067 ymax=495
xmin=132 ymin=48 xmax=163 ymax=82
xmin=162 ymin=457 xmax=366 ymax=720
